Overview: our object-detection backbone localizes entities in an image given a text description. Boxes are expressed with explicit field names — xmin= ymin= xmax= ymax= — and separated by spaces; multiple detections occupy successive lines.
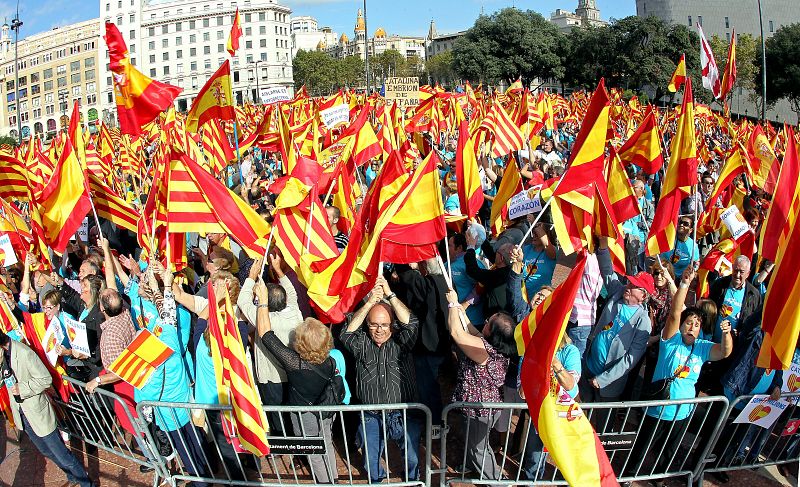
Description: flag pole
xmin=259 ymin=225 xmax=275 ymax=278
xmin=441 ymin=237 xmax=453 ymax=285
xmin=303 ymin=199 xmax=316 ymax=253
xmin=692 ymin=183 xmax=699 ymax=263
xmin=321 ymin=174 xmax=338 ymax=209
xmin=232 ymin=120 xmax=243 ymax=188
xmin=517 ymin=169 xmax=570 ymax=245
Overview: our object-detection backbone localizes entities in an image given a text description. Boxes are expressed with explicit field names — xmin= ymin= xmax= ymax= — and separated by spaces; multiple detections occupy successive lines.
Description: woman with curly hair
xmin=255 ymin=281 xmax=341 ymax=484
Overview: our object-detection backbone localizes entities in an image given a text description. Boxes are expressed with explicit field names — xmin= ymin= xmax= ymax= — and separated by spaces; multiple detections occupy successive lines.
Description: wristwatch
xmin=94 ymin=377 xmax=101 ymax=385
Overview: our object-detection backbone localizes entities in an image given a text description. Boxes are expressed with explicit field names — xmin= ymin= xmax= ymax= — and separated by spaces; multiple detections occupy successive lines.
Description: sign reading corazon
xmin=385 ymin=77 xmax=420 ymax=109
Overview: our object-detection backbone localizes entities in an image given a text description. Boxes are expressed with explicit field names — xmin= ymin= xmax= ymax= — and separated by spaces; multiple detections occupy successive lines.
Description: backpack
xmin=292 ymin=357 xmax=346 ymax=419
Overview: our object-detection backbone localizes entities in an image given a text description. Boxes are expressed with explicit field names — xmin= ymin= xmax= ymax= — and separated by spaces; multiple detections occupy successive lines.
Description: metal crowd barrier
xmin=51 ymin=376 xmax=169 ymax=486
xmin=135 ymin=400 xmax=432 ymax=486
xmin=697 ymin=391 xmax=800 ymax=484
xmin=440 ymin=396 xmax=729 ymax=486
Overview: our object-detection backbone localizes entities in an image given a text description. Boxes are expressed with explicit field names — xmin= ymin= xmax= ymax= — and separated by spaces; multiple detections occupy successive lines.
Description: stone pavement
xmin=1 ymin=420 xmax=795 ymax=487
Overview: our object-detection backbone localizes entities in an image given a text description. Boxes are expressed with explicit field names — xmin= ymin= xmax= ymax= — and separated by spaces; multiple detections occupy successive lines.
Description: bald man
xmin=341 ymin=277 xmax=422 ymax=482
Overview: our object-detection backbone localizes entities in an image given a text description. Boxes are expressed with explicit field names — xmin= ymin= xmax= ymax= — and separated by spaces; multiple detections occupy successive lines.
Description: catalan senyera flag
xmin=746 ymin=126 xmax=781 ymax=193
xmin=668 ymin=54 xmax=687 ymax=93
xmin=455 ymin=120 xmax=484 ymax=218
xmin=185 ymin=60 xmax=235 ymax=133
xmin=616 ymin=110 xmax=664 ymax=174
xmin=0 ymin=152 xmax=29 ymax=201
xmin=381 ymin=151 xmax=447 ymax=263
xmin=207 ymin=282 xmax=270 ymax=456
xmin=760 ymin=127 xmax=800 ymax=262
xmin=87 ymin=172 xmax=141 ymax=232
xmin=104 ymin=22 xmax=182 ymax=135
xmin=481 ymin=101 xmax=525 ymax=158
xmin=516 ymin=252 xmax=618 ymax=486
xmin=646 ymin=78 xmax=697 ymax=256
xmin=489 ymin=155 xmax=522 ymax=236
xmin=201 ymin=120 xmax=236 ymax=175
xmin=35 ymin=139 xmax=92 ymax=253
xmin=165 ymin=150 xmax=271 ymax=258
xmin=757 ymin=169 xmax=800 ymax=369
xmin=108 ymin=329 xmax=173 ymax=389
xmin=226 ymin=8 xmax=242 ymax=56
xmin=720 ymin=29 xmax=737 ymax=101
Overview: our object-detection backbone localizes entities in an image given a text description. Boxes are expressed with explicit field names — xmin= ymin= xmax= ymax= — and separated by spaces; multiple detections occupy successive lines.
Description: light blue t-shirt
xmin=451 ymin=254 xmax=485 ymax=326
xmin=329 ymin=349 xmax=351 ymax=405
xmin=587 ymin=304 xmax=638 ymax=377
xmin=444 ymin=194 xmax=460 ymax=213
xmin=647 ymin=333 xmax=714 ymax=421
xmin=713 ymin=286 xmax=745 ymax=342
xmin=521 ymin=244 xmax=556 ymax=302
xmin=516 ymin=343 xmax=581 ymax=398
xmin=724 ymin=369 xmax=777 ymax=409
xmin=661 ymin=237 xmax=699 ymax=279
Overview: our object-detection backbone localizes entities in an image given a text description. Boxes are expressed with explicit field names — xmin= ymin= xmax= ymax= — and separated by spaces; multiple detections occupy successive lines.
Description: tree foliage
xmin=760 ymin=23 xmax=800 ymax=113
xmin=452 ymin=8 xmax=565 ymax=84
xmin=426 ymin=51 xmax=455 ymax=85
xmin=565 ymin=16 xmax=701 ymax=103
xmin=293 ymin=50 xmax=364 ymax=95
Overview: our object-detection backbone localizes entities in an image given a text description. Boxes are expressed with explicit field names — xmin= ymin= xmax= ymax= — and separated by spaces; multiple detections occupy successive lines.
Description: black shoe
xmin=711 ymin=471 xmax=730 ymax=483
xmin=140 ymin=464 xmax=155 ymax=473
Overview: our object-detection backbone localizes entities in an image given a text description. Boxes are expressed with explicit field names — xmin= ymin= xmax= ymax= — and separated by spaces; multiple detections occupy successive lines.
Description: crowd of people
xmin=1 ymin=109 xmax=799 ymax=487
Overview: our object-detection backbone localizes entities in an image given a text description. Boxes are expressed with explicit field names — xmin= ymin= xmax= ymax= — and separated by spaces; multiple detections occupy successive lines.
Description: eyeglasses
xmin=679 ymin=221 xmax=692 ymax=227
xmin=367 ymin=322 xmax=391 ymax=330
xmin=42 ymin=305 xmax=56 ymax=311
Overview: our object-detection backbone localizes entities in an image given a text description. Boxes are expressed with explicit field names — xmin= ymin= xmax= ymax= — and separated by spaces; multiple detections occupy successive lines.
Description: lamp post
xmin=250 ymin=59 xmax=262 ymax=103
xmin=11 ymin=8 xmax=22 ymax=145
xmin=757 ymin=0 xmax=767 ymax=120
xmin=363 ymin=0 xmax=370 ymax=93
xmin=58 ymin=89 xmax=69 ymax=131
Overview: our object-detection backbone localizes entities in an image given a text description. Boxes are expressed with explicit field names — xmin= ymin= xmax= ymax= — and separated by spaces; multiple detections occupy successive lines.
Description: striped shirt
xmin=569 ymin=252 xmax=602 ymax=327
xmin=340 ymin=314 xmax=419 ymax=405
xmin=334 ymin=232 xmax=349 ymax=252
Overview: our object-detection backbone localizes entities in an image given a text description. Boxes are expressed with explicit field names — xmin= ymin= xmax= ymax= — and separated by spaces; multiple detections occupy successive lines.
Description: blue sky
xmin=1 ymin=0 xmax=636 ymax=40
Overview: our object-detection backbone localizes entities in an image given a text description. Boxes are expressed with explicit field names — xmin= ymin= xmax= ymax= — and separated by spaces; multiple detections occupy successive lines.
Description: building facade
xmin=550 ymin=0 xmax=607 ymax=33
xmin=637 ymin=0 xmax=800 ymax=122
xmin=290 ymin=15 xmax=338 ymax=58
xmin=0 ymin=19 xmax=104 ymax=140
xmin=323 ymin=10 xmax=425 ymax=61
xmin=425 ymin=20 xmax=464 ymax=59
xmin=100 ymin=0 xmax=294 ymax=125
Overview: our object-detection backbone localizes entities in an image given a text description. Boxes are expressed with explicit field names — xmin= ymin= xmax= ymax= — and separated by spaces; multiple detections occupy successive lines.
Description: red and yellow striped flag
xmin=207 ymin=282 xmax=270 ymax=456
xmin=516 ymin=252 xmax=618 ymax=486
xmin=746 ymin=125 xmax=781 ymax=193
xmin=646 ymin=78 xmax=697 ymax=256
xmin=87 ymin=172 xmax=141 ymax=232
xmin=489 ymin=155 xmax=523 ymax=236
xmin=201 ymin=120 xmax=236 ymax=176
xmin=186 ymin=60 xmax=235 ymax=133
xmin=104 ymin=22 xmax=182 ymax=135
xmin=0 ymin=151 xmax=29 ymax=201
xmin=760 ymin=127 xmax=800 ymax=262
xmin=483 ymin=102 xmax=525 ymax=158
xmin=108 ymin=329 xmax=174 ymax=389
xmin=705 ymin=145 xmax=747 ymax=210
xmin=455 ymin=120 xmax=484 ymax=218
xmin=720 ymin=29 xmax=737 ymax=102
xmin=757 ymin=164 xmax=800 ymax=369
xmin=616 ymin=109 xmax=664 ymax=174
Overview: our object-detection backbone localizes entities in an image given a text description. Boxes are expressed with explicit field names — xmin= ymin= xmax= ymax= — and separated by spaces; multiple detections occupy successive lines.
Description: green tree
xmin=337 ymin=55 xmax=365 ymax=89
xmin=426 ymin=51 xmax=455 ymax=85
xmin=405 ymin=55 xmax=425 ymax=78
xmin=452 ymin=8 xmax=565 ymax=85
xmin=372 ymin=49 xmax=406 ymax=78
xmin=292 ymin=49 xmax=339 ymax=95
xmin=565 ymin=16 xmax=701 ymax=104
xmin=0 ymin=135 xmax=17 ymax=147
xmin=759 ymin=23 xmax=800 ymax=114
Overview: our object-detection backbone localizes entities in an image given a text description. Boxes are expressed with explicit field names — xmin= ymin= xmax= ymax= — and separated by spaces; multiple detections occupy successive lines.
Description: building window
xmin=190 ymin=34 xmax=197 ymax=43
xmin=129 ymin=14 xmax=135 ymax=23
xmin=217 ymin=16 xmax=223 ymax=26
xmin=58 ymin=77 xmax=67 ymax=87
xmin=162 ymin=39 xmax=169 ymax=48
xmin=203 ymin=18 xmax=209 ymax=28
xmin=163 ymin=52 xmax=169 ymax=61
xmin=45 ymin=93 xmax=53 ymax=102
xmin=770 ymin=20 xmax=774 ymax=32
xmin=70 ymin=61 xmax=80 ymax=72
xmin=192 ymin=77 xmax=198 ymax=88
xmin=117 ymin=15 xmax=123 ymax=25
xmin=204 ymin=59 xmax=212 ymax=69
xmin=87 ymin=94 xmax=97 ymax=105
xmin=204 ymin=46 xmax=211 ymax=54
xmin=246 ymin=40 xmax=252 ymax=49
xmin=72 ymin=86 xmax=81 ymax=96
xmin=698 ymin=16 xmax=703 ymax=26
xmin=688 ymin=15 xmax=692 ymax=26
xmin=148 ymin=27 xmax=155 ymax=36
xmin=245 ymin=13 xmax=251 ymax=22
xmin=203 ymin=32 xmax=210 ymax=41
xmin=176 ymin=22 xmax=182 ymax=32
xmin=190 ymin=48 xmax=197 ymax=56
xmin=245 ymin=27 xmax=251 ymax=36
xmin=260 ymin=52 xmax=267 ymax=61
xmin=725 ymin=17 xmax=730 ymax=28
xmin=218 ymin=43 xmax=224 ymax=52
xmin=149 ymin=40 xmax=155 ymax=49
xmin=149 ymin=54 xmax=156 ymax=63
xmin=176 ymin=36 xmax=182 ymax=46
xmin=217 ymin=30 xmax=224 ymax=40
xmin=163 ymin=66 xmax=170 ymax=75
xmin=71 ymin=73 xmax=81 ymax=83
xmin=260 ymin=25 xmax=266 ymax=35
xmin=176 ymin=50 xmax=183 ymax=59
xmin=86 ymin=82 xmax=96 ymax=93
xmin=162 ymin=25 xmax=168 ymax=34
xmin=85 ymin=57 xmax=95 ymax=68
xmin=260 ymin=39 xmax=266 ymax=47
xmin=259 ymin=12 xmax=265 ymax=21
xmin=85 ymin=70 xmax=95 ymax=80
xmin=189 ymin=20 xmax=196 ymax=29
xmin=31 ymin=85 xmax=40 ymax=95
xmin=191 ymin=61 xmax=197 ymax=71
xmin=44 ymin=80 xmax=53 ymax=91
xmin=150 ymin=68 xmax=156 ymax=77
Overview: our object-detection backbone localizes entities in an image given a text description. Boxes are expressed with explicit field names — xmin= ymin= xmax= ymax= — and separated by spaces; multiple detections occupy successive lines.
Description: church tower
xmin=354 ymin=8 xmax=366 ymax=42
xmin=577 ymin=0 xmax=601 ymax=22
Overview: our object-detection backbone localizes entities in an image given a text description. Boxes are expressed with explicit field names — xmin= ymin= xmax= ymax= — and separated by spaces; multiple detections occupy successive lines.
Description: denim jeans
xmin=22 ymin=414 xmax=94 ymax=487
xmin=567 ymin=325 xmax=591 ymax=358
xmin=521 ymin=424 xmax=546 ymax=480
xmin=355 ymin=410 xmax=421 ymax=482
xmin=414 ymin=354 xmax=445 ymax=425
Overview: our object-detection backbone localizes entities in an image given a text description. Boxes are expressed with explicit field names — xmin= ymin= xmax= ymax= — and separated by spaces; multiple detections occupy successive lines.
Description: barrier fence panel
xmin=697 ymin=391 xmax=800 ymax=483
xmin=440 ymin=396 xmax=729 ymax=486
xmin=52 ymin=377 xmax=169 ymax=484
xmin=135 ymin=401 xmax=432 ymax=486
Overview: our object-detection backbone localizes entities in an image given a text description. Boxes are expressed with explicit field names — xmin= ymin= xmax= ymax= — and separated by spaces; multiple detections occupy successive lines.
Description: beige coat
xmin=7 ymin=341 xmax=57 ymax=437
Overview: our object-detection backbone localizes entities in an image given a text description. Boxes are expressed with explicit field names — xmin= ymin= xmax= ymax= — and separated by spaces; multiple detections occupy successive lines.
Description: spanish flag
xmin=455 ymin=120 xmax=484 ymax=218
xmin=226 ymin=8 xmax=242 ymax=56
xmin=616 ymin=109 xmax=664 ymax=174
xmin=489 ymin=155 xmax=522 ymax=236
xmin=185 ymin=60 xmax=235 ymax=133
xmin=104 ymin=22 xmax=182 ymax=135
xmin=516 ymin=252 xmax=618 ymax=486
xmin=746 ymin=125 xmax=780 ymax=193
xmin=35 ymin=138 xmax=92 ymax=253
xmin=760 ymin=126 xmax=800 ymax=262
xmin=668 ymin=54 xmax=687 ymax=93
xmin=720 ymin=29 xmax=737 ymax=101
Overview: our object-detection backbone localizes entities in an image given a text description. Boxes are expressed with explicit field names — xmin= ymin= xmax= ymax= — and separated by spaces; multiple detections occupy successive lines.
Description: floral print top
xmin=451 ymin=337 xmax=509 ymax=417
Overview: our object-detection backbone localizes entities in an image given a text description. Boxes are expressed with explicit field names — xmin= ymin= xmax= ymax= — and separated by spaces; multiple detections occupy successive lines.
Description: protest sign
xmin=733 ymin=395 xmax=790 ymax=429
xmin=385 ymin=77 xmax=420 ymax=109
xmin=320 ymin=104 xmax=350 ymax=129
xmin=508 ymin=188 xmax=543 ymax=220
xmin=782 ymin=360 xmax=800 ymax=393
xmin=42 ymin=317 xmax=62 ymax=366
xmin=259 ymin=86 xmax=290 ymax=105
xmin=721 ymin=206 xmax=749 ymax=241
xmin=63 ymin=316 xmax=91 ymax=357
xmin=0 ymin=233 xmax=17 ymax=267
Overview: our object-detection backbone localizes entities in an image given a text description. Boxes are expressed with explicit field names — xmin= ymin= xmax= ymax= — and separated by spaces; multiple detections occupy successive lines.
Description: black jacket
xmin=394 ymin=265 xmax=450 ymax=355
xmin=59 ymin=284 xmax=105 ymax=379
xmin=708 ymin=275 xmax=762 ymax=331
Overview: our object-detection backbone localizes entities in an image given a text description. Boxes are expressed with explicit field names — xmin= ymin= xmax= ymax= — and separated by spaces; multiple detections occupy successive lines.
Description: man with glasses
xmin=709 ymin=256 xmax=761 ymax=342
xmin=659 ymin=215 xmax=700 ymax=280
xmin=341 ymin=277 xmax=422 ymax=483
xmin=681 ymin=171 xmax=719 ymax=215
